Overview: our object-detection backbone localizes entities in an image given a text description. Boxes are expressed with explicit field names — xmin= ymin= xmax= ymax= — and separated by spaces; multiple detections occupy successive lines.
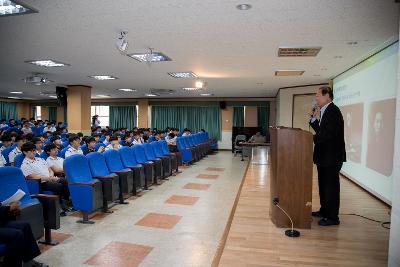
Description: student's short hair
xmin=0 ymin=135 xmax=12 ymax=142
xmin=15 ymin=135 xmax=24 ymax=142
xmin=77 ymin=132 xmax=84 ymax=138
xmin=91 ymin=133 xmax=100 ymax=138
xmin=85 ymin=136 xmax=96 ymax=144
xmin=47 ymin=122 xmax=52 ymax=126
xmin=68 ymin=135 xmax=80 ymax=143
xmin=44 ymin=143 xmax=57 ymax=154
xmin=183 ymin=128 xmax=190 ymax=132
xmin=32 ymin=137 xmax=42 ymax=144
xmin=109 ymin=136 xmax=118 ymax=142
xmin=319 ymin=86 xmax=333 ymax=100
xmin=50 ymin=135 xmax=60 ymax=142
xmin=168 ymin=132 xmax=175 ymax=138
xmin=21 ymin=142 xmax=36 ymax=153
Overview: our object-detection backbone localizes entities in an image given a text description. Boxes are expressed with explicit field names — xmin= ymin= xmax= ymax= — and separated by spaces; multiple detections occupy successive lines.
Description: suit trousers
xmin=316 ymin=164 xmax=342 ymax=221
xmin=0 ymin=221 xmax=41 ymax=267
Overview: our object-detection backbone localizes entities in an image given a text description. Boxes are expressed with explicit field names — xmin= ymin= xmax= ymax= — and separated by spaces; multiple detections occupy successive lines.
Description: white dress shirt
xmin=8 ymin=147 xmax=22 ymax=164
xmin=46 ymin=156 xmax=64 ymax=171
xmin=65 ymin=146 xmax=83 ymax=158
xmin=21 ymin=157 xmax=50 ymax=181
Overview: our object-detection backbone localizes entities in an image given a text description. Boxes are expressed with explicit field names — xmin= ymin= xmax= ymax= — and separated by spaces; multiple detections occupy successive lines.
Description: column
xmin=137 ymin=100 xmax=149 ymax=128
xmin=67 ymin=85 xmax=91 ymax=135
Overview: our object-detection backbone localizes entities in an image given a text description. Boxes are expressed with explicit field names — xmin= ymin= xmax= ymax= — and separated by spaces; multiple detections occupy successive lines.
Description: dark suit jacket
xmin=0 ymin=203 xmax=12 ymax=226
xmin=310 ymin=103 xmax=346 ymax=167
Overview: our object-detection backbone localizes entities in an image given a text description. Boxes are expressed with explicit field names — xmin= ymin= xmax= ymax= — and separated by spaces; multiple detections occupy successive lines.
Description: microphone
xmin=310 ymin=100 xmax=317 ymax=118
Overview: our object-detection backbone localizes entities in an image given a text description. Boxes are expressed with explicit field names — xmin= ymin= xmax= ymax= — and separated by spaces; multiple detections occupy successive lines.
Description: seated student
xmin=132 ymin=132 xmax=144 ymax=145
xmin=50 ymin=135 xmax=63 ymax=150
xmin=103 ymin=132 xmax=111 ymax=145
xmin=32 ymin=137 xmax=44 ymax=155
xmin=105 ymin=136 xmax=122 ymax=150
xmin=0 ymin=202 xmax=48 ymax=267
xmin=153 ymin=132 xmax=161 ymax=141
xmin=8 ymin=119 xmax=17 ymax=127
xmin=166 ymin=132 xmax=178 ymax=151
xmin=0 ymin=134 xmax=12 ymax=154
xmin=8 ymin=135 xmax=24 ymax=166
xmin=44 ymin=143 xmax=64 ymax=176
xmin=64 ymin=135 xmax=84 ymax=158
xmin=0 ymin=153 xmax=6 ymax=167
xmin=21 ymin=142 xmax=71 ymax=216
xmin=91 ymin=133 xmax=101 ymax=143
xmin=42 ymin=122 xmax=56 ymax=133
xmin=249 ymin=132 xmax=266 ymax=143
xmin=76 ymin=132 xmax=84 ymax=145
xmin=142 ymin=128 xmax=151 ymax=143
xmin=21 ymin=121 xmax=33 ymax=135
xmin=122 ymin=134 xmax=134 ymax=146
xmin=56 ymin=122 xmax=64 ymax=131
xmin=82 ymin=137 xmax=105 ymax=155
xmin=182 ymin=128 xmax=191 ymax=136
xmin=0 ymin=119 xmax=7 ymax=129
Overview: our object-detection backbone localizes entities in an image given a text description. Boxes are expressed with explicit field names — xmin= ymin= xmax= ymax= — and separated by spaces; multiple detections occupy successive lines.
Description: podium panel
xmin=269 ymin=127 xmax=313 ymax=229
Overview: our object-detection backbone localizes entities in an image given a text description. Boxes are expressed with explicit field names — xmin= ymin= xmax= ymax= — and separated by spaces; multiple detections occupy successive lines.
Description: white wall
xmin=388 ymin=21 xmax=400 ymax=266
xmin=276 ymin=84 xmax=328 ymax=127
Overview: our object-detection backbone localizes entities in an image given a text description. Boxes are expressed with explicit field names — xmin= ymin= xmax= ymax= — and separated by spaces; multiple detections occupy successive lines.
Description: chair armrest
xmin=127 ymin=166 xmax=141 ymax=169
xmin=113 ymin=170 xmax=130 ymax=174
xmin=31 ymin=194 xmax=59 ymax=201
xmin=69 ymin=181 xmax=97 ymax=186
xmin=93 ymin=175 xmax=114 ymax=180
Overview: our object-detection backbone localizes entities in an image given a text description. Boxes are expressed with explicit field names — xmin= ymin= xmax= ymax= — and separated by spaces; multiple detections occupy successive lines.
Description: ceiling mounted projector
xmin=116 ymin=31 xmax=129 ymax=54
xmin=24 ymin=74 xmax=52 ymax=86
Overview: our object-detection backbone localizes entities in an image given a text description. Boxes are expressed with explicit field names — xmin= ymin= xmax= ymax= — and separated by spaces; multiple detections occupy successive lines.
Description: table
xmin=239 ymin=142 xmax=270 ymax=164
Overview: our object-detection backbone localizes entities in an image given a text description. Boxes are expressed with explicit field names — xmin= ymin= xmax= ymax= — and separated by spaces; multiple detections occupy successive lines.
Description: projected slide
xmin=333 ymin=42 xmax=398 ymax=204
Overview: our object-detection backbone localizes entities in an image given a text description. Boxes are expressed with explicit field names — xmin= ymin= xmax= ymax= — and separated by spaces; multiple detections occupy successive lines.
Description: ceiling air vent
xmin=278 ymin=46 xmax=321 ymax=57
xmin=275 ymin=70 xmax=305 ymax=76
xmin=150 ymin=89 xmax=176 ymax=95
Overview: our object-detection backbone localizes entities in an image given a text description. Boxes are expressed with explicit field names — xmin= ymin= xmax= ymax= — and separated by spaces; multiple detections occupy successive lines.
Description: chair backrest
xmin=14 ymin=154 xmax=25 ymax=168
xmin=160 ymin=140 xmax=170 ymax=155
xmin=132 ymin=144 xmax=147 ymax=163
xmin=143 ymin=143 xmax=156 ymax=160
xmin=86 ymin=152 xmax=112 ymax=177
xmin=1 ymin=144 xmax=16 ymax=164
xmin=95 ymin=143 xmax=106 ymax=150
xmin=80 ymin=144 xmax=87 ymax=150
xmin=64 ymin=154 xmax=93 ymax=182
xmin=176 ymin=137 xmax=186 ymax=151
xmin=0 ymin=167 xmax=32 ymax=203
xmin=61 ymin=141 xmax=69 ymax=149
xmin=235 ymin=135 xmax=247 ymax=141
xmin=183 ymin=136 xmax=191 ymax=148
xmin=103 ymin=149 xmax=125 ymax=172
xmin=60 ymin=146 xmax=69 ymax=158
xmin=119 ymin=146 xmax=139 ymax=167
xmin=40 ymin=151 xmax=49 ymax=160
xmin=150 ymin=141 xmax=163 ymax=158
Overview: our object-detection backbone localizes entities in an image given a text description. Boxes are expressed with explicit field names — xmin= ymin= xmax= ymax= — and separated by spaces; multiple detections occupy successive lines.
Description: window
xmin=35 ymin=106 xmax=42 ymax=120
xmin=91 ymin=106 xmax=109 ymax=127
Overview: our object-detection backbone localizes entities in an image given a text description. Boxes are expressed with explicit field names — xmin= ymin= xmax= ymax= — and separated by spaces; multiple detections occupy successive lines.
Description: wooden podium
xmin=269 ymin=127 xmax=313 ymax=229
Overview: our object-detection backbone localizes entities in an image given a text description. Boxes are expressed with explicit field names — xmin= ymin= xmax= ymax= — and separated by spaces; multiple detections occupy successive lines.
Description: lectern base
xmin=285 ymin=229 xmax=300 ymax=238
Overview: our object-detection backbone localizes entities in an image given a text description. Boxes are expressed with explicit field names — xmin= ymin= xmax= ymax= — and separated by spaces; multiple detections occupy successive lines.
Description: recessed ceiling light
xmin=236 ymin=4 xmax=252 ymax=10
xmin=278 ymin=46 xmax=322 ymax=57
xmin=0 ymin=0 xmax=37 ymax=16
xmin=200 ymin=93 xmax=213 ymax=96
xmin=7 ymin=96 xmax=22 ymax=99
xmin=195 ymin=80 xmax=206 ymax=88
xmin=49 ymin=95 xmax=57 ymax=98
xmin=9 ymin=91 xmax=23 ymax=94
xmin=89 ymin=75 xmax=118 ymax=80
xmin=145 ymin=93 xmax=159 ymax=97
xmin=25 ymin=60 xmax=69 ymax=67
xmin=168 ymin=72 xmax=198 ymax=78
xmin=182 ymin=87 xmax=202 ymax=91
xmin=95 ymin=94 xmax=112 ymax=98
xmin=117 ymin=88 xmax=136 ymax=92
xmin=275 ymin=70 xmax=305 ymax=76
xmin=128 ymin=52 xmax=172 ymax=62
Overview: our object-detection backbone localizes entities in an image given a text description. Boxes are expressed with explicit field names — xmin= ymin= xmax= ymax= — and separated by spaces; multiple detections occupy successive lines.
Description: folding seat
xmin=188 ymin=135 xmax=203 ymax=160
xmin=150 ymin=141 xmax=171 ymax=178
xmin=64 ymin=154 xmax=103 ymax=223
xmin=132 ymin=144 xmax=155 ymax=189
xmin=0 ymin=167 xmax=60 ymax=243
xmin=103 ymin=150 xmax=134 ymax=203
xmin=143 ymin=143 xmax=164 ymax=182
xmin=183 ymin=136 xmax=199 ymax=162
xmin=176 ymin=137 xmax=193 ymax=164
xmin=205 ymin=132 xmax=218 ymax=150
xmin=86 ymin=152 xmax=120 ymax=211
xmin=118 ymin=146 xmax=145 ymax=193
xmin=160 ymin=140 xmax=179 ymax=173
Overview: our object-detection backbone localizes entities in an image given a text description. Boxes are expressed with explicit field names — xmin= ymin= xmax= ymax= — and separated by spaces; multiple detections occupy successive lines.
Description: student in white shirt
xmin=21 ymin=142 xmax=71 ymax=216
xmin=32 ymin=137 xmax=44 ymax=156
xmin=21 ymin=121 xmax=33 ymax=135
xmin=105 ymin=136 xmax=121 ymax=150
xmin=44 ymin=144 xmax=64 ymax=176
xmin=182 ymin=128 xmax=191 ymax=136
xmin=249 ymin=132 xmax=266 ymax=143
xmin=42 ymin=122 xmax=56 ymax=133
xmin=0 ymin=154 xmax=6 ymax=167
xmin=132 ymin=132 xmax=143 ymax=145
xmin=0 ymin=134 xmax=12 ymax=154
xmin=103 ymin=132 xmax=111 ymax=145
xmin=64 ymin=135 xmax=84 ymax=158
xmin=8 ymin=135 xmax=24 ymax=165
xmin=0 ymin=119 xmax=7 ymax=129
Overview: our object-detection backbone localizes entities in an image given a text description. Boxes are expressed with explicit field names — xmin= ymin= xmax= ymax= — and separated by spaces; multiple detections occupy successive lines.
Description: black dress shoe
xmin=318 ymin=218 xmax=340 ymax=226
xmin=311 ymin=211 xmax=324 ymax=218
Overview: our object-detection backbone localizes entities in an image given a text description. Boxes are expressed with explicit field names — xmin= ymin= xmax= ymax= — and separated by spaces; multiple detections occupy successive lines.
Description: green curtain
xmin=151 ymin=106 xmax=221 ymax=140
xmin=233 ymin=107 xmax=244 ymax=127
xmin=257 ymin=104 xmax=270 ymax=136
xmin=0 ymin=101 xmax=17 ymax=121
xmin=109 ymin=106 xmax=137 ymax=129
xmin=48 ymin=107 xmax=57 ymax=122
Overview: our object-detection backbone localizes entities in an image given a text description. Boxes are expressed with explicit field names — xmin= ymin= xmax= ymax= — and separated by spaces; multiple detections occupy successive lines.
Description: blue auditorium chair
xmin=86 ymin=152 xmax=120 ymax=212
xmin=103 ymin=150 xmax=134 ymax=204
xmin=143 ymin=143 xmax=163 ymax=182
xmin=1 ymin=144 xmax=17 ymax=166
xmin=119 ymin=146 xmax=145 ymax=193
xmin=151 ymin=141 xmax=172 ymax=178
xmin=0 ymin=167 xmax=60 ymax=245
xmin=160 ymin=140 xmax=180 ymax=172
xmin=132 ymin=145 xmax=155 ymax=189
xmin=95 ymin=143 xmax=106 ymax=150
xmin=64 ymin=154 xmax=103 ymax=223
xmin=176 ymin=137 xmax=193 ymax=164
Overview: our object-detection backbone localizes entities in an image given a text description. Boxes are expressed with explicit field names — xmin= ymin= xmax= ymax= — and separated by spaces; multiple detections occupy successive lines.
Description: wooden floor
xmin=218 ymin=154 xmax=391 ymax=267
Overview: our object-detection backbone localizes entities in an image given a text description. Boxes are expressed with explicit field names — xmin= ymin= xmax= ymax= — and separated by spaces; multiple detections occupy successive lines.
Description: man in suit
xmin=0 ymin=202 xmax=48 ymax=266
xmin=309 ymin=86 xmax=346 ymax=226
